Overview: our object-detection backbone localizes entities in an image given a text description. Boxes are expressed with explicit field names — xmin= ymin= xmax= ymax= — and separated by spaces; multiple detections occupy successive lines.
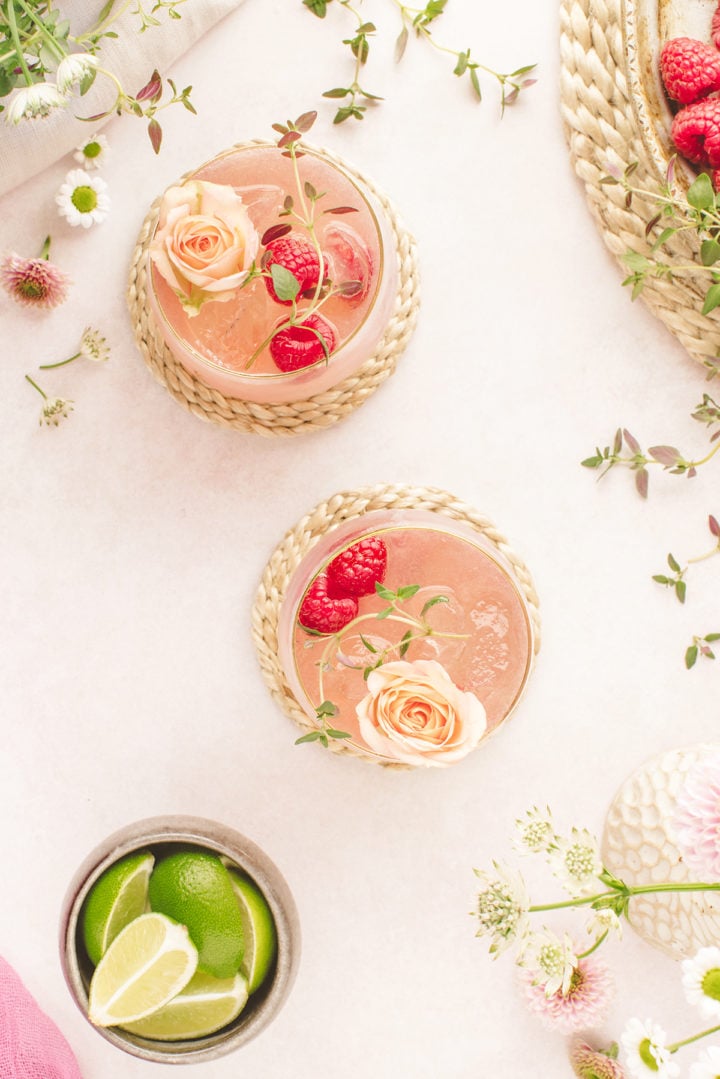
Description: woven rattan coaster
xmin=127 ymin=143 xmax=420 ymax=437
xmin=560 ymin=0 xmax=720 ymax=368
xmin=252 ymin=484 xmax=541 ymax=769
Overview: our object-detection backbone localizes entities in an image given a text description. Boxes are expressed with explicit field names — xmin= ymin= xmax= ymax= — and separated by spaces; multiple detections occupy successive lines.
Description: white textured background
xmin=2 ymin=1 xmax=719 ymax=1076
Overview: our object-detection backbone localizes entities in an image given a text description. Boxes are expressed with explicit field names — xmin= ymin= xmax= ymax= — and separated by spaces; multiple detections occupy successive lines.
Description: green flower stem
xmin=688 ymin=543 xmax=720 ymax=565
xmin=393 ymin=0 xmax=513 ymax=88
xmin=605 ymin=440 xmax=720 ymax=473
xmin=39 ymin=236 xmax=51 ymax=260
xmin=14 ymin=0 xmax=66 ymax=60
xmin=530 ymin=880 xmax=720 ymax=915
xmin=39 ymin=353 xmax=81 ymax=370
xmin=24 ymin=375 xmax=46 ymax=399
xmin=669 ymin=1023 xmax=720 ymax=1053
xmin=577 ymin=930 xmax=609 ymax=960
xmin=74 ymin=0 xmax=135 ymax=42
xmin=5 ymin=0 xmax=34 ymax=84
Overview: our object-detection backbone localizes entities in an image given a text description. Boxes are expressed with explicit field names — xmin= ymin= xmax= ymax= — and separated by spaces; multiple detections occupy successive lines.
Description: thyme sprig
xmin=652 ymin=515 xmax=720 ymax=605
xmin=302 ymin=0 xmax=536 ymax=121
xmin=685 ymin=632 xmax=720 ymax=669
xmin=581 ymin=393 xmax=720 ymax=498
xmin=295 ymin=581 xmax=464 ymax=748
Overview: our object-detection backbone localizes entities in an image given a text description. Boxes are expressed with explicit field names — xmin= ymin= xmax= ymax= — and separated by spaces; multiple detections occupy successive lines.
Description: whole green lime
xmin=81 ymin=851 xmax=154 ymax=967
xmin=148 ymin=852 xmax=245 ymax=979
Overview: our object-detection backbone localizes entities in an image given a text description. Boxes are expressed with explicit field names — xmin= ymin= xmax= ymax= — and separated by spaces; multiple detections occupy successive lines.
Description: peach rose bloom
xmin=356 ymin=659 xmax=486 ymax=767
xmin=150 ymin=179 xmax=259 ymax=315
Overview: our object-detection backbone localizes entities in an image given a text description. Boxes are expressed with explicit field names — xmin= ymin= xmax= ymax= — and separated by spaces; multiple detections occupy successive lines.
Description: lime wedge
xmin=88 ymin=912 xmax=198 ymax=1027
xmin=82 ymin=851 xmax=155 ymax=966
xmin=227 ymin=869 xmax=277 ymax=993
xmin=121 ymin=971 xmax=249 ymax=1041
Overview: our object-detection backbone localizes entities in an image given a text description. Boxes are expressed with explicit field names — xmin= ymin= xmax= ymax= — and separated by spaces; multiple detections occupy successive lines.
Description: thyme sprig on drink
xmin=295 ymin=582 xmax=466 ymax=747
xmin=302 ymin=0 xmax=536 ymax=121
xmin=581 ymin=392 xmax=720 ymax=497
xmin=243 ymin=110 xmax=363 ymax=371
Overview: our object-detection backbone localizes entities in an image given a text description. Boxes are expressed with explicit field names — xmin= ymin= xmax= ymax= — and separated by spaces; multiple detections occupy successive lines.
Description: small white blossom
xmin=78 ymin=327 xmax=110 ymax=363
xmin=40 ymin=396 xmax=74 ymax=427
xmin=690 ymin=1045 xmax=720 ymax=1079
xmin=519 ymin=929 xmax=577 ymax=998
xmin=73 ymin=132 xmax=110 ymax=170
xmin=682 ymin=947 xmax=720 ymax=1020
xmin=6 ymin=82 xmax=66 ymax=124
xmin=56 ymin=53 xmax=98 ymax=94
xmin=550 ymin=828 xmax=604 ymax=898
xmin=621 ymin=1018 xmax=679 ymax=1079
xmin=473 ymin=862 xmax=530 ymax=956
xmin=587 ymin=908 xmax=622 ymax=940
xmin=56 ymin=169 xmax=110 ymax=229
xmin=515 ymin=806 xmax=555 ymax=854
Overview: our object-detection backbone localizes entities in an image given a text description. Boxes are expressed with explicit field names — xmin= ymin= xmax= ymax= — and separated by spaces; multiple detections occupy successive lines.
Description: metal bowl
xmin=59 ymin=816 xmax=300 ymax=1064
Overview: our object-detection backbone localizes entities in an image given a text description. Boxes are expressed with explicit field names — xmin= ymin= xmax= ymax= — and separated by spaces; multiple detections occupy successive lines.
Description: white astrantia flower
xmin=73 ymin=133 xmax=110 ymax=170
xmin=56 ymin=169 xmax=110 ymax=229
xmin=519 ymin=929 xmax=577 ymax=998
xmin=621 ymin=1018 xmax=679 ymax=1079
xmin=515 ymin=806 xmax=555 ymax=854
xmin=587 ymin=908 xmax=623 ymax=940
xmin=56 ymin=53 xmax=98 ymax=94
xmin=40 ymin=396 xmax=74 ymax=427
xmin=78 ymin=327 xmax=109 ymax=363
xmin=682 ymin=947 xmax=720 ymax=1020
xmin=550 ymin=828 xmax=604 ymax=898
xmin=473 ymin=862 xmax=530 ymax=957
xmin=690 ymin=1045 xmax=720 ymax=1079
xmin=6 ymin=82 xmax=66 ymax=124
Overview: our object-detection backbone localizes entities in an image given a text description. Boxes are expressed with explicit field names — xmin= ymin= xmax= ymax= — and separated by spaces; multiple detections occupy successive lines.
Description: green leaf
xmin=295 ymin=730 xmax=325 ymax=744
xmin=581 ymin=455 xmax=602 ymax=468
xmin=316 ymin=700 xmax=339 ymax=719
xmin=270 ymin=264 xmax=301 ymax=302
xmin=469 ymin=66 xmax=481 ymax=101
xmin=686 ymin=645 xmax=699 ymax=669
xmin=327 ymin=728 xmax=352 ymax=739
xmin=375 ymin=606 xmax=394 ymax=620
xmin=359 ymin=634 xmax=377 ymax=653
xmin=454 ymin=50 xmax=469 ymax=76
xmin=667 ymin=553 xmax=681 ymax=572
xmin=396 ymin=584 xmax=420 ymax=600
xmin=651 ymin=575 xmax=670 ymax=584
xmin=303 ymin=0 xmax=329 ymax=15
xmin=687 ymin=172 xmax=715 ymax=211
xmin=322 ymin=87 xmax=350 ymax=99
xmin=675 ymin=579 xmax=687 ymax=604
xmin=701 ymin=239 xmax=720 ymax=267
xmin=622 ymin=251 xmax=651 ymax=273
xmin=705 ymin=633 xmax=720 ymax=642
xmin=375 ymin=583 xmax=396 ymax=600
xmin=395 ymin=25 xmax=409 ymax=62
xmin=702 ymin=282 xmax=720 ymax=316
xmin=420 ymin=595 xmax=450 ymax=616
xmin=651 ymin=226 xmax=676 ymax=252
xmin=398 ymin=630 xmax=412 ymax=657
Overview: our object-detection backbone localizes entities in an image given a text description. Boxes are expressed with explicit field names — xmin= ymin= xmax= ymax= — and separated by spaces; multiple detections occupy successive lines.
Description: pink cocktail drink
xmin=147 ymin=144 xmax=397 ymax=403
xmin=278 ymin=510 xmax=534 ymax=766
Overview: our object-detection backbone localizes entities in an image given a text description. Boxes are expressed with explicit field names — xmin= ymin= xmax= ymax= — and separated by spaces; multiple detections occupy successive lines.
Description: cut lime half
xmin=82 ymin=851 xmax=154 ymax=966
xmin=227 ymin=869 xmax=277 ymax=993
xmin=121 ymin=970 xmax=249 ymax=1041
xmin=88 ymin=912 xmax=198 ymax=1027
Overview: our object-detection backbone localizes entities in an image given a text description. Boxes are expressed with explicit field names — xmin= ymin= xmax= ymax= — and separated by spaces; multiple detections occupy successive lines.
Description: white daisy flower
xmin=519 ymin=929 xmax=577 ymax=998
xmin=73 ymin=133 xmax=110 ymax=170
xmin=515 ymin=806 xmax=555 ymax=854
xmin=621 ymin=1018 xmax=679 ymax=1079
xmin=6 ymin=82 xmax=66 ymax=125
xmin=549 ymin=828 xmax=604 ymax=897
xmin=473 ymin=862 xmax=530 ymax=956
xmin=56 ymin=53 xmax=98 ymax=95
xmin=56 ymin=169 xmax=110 ymax=229
xmin=682 ymin=947 xmax=720 ymax=1020
xmin=690 ymin=1045 xmax=720 ymax=1079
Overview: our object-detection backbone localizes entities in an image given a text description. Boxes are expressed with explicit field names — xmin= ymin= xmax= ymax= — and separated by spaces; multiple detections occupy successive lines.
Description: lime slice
xmin=121 ymin=971 xmax=248 ymax=1041
xmin=227 ymin=869 xmax=277 ymax=993
xmin=81 ymin=851 xmax=155 ymax=966
xmin=88 ymin=912 xmax=198 ymax=1027
xmin=148 ymin=853 xmax=245 ymax=979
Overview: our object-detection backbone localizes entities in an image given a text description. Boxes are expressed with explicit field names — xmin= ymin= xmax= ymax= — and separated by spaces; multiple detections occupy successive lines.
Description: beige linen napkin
xmin=0 ymin=0 xmax=244 ymax=197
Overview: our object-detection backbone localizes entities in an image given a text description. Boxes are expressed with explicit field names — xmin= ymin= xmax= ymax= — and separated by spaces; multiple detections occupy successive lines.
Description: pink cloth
xmin=0 ymin=958 xmax=82 ymax=1079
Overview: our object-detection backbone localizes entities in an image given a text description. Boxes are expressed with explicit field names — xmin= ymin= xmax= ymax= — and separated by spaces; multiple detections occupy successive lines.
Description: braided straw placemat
xmin=127 ymin=142 xmax=420 ymax=436
xmin=560 ymin=0 xmax=720 ymax=367
xmin=252 ymin=484 xmax=541 ymax=769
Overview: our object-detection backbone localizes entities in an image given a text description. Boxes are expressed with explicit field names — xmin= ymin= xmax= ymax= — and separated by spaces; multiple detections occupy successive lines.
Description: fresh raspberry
xmin=671 ymin=99 xmax=720 ymax=165
xmin=299 ymin=572 xmax=358 ymax=634
xmin=269 ymin=313 xmax=337 ymax=373
xmin=264 ymin=235 xmax=323 ymax=305
xmin=660 ymin=38 xmax=720 ymax=105
xmin=327 ymin=538 xmax=388 ymax=598
xmin=713 ymin=4 xmax=720 ymax=51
